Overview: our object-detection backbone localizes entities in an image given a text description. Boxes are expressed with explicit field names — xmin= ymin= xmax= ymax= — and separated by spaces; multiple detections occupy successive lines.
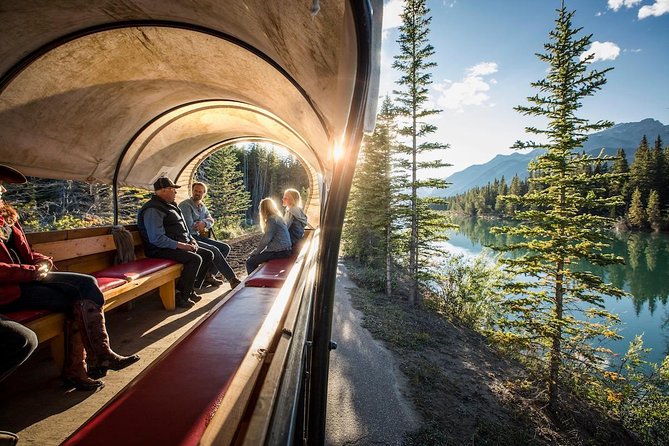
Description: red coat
xmin=0 ymin=220 xmax=51 ymax=306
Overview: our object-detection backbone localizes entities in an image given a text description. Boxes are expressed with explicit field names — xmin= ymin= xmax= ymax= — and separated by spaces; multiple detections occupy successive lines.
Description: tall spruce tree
xmin=343 ymin=97 xmax=398 ymax=296
xmin=392 ymin=0 xmax=452 ymax=305
xmin=652 ymin=135 xmax=667 ymax=208
xmin=646 ymin=189 xmax=661 ymax=230
xmin=197 ymin=146 xmax=250 ymax=230
xmin=628 ymin=135 xmax=654 ymax=201
xmin=492 ymin=2 xmax=625 ymax=412
xmin=610 ymin=148 xmax=630 ymax=217
xmin=628 ymin=187 xmax=647 ymax=229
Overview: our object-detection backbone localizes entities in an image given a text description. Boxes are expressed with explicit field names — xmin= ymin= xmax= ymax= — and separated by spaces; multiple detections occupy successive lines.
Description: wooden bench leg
xmin=159 ymin=281 xmax=176 ymax=311
xmin=50 ymin=332 xmax=65 ymax=372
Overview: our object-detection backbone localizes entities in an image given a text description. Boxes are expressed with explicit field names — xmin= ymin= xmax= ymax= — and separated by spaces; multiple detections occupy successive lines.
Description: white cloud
xmin=434 ymin=62 xmax=498 ymax=112
xmin=639 ymin=0 xmax=669 ymax=18
xmin=468 ymin=62 xmax=498 ymax=76
xmin=382 ymin=0 xmax=404 ymax=39
xmin=607 ymin=0 xmax=642 ymax=11
xmin=580 ymin=41 xmax=620 ymax=63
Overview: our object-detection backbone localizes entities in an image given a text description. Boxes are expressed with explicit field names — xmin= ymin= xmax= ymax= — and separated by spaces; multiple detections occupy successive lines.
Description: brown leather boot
xmin=61 ymin=320 xmax=104 ymax=391
xmin=74 ymin=300 xmax=140 ymax=379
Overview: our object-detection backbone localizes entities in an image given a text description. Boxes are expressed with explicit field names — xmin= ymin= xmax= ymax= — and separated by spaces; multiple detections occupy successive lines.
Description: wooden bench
xmin=62 ymin=230 xmax=317 ymax=445
xmin=2 ymin=225 xmax=183 ymax=369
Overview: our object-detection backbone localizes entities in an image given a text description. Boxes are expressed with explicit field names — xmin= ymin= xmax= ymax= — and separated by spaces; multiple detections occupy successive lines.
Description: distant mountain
xmin=436 ymin=118 xmax=669 ymax=198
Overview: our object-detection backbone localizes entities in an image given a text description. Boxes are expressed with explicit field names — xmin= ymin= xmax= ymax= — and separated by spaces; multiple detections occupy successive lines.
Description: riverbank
xmin=345 ymin=269 xmax=642 ymax=445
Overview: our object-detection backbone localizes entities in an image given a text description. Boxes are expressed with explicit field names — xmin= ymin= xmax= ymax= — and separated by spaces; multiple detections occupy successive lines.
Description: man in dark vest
xmin=137 ymin=177 xmax=214 ymax=308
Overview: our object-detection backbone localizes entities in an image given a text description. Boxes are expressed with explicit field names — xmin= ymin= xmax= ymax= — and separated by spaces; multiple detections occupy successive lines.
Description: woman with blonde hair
xmin=246 ymin=198 xmax=292 ymax=274
xmin=282 ymin=188 xmax=308 ymax=254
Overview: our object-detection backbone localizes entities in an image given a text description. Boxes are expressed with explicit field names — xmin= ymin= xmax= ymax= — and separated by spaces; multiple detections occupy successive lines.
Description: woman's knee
xmin=77 ymin=274 xmax=105 ymax=306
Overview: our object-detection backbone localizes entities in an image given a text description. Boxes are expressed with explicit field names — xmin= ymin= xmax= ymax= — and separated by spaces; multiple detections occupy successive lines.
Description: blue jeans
xmin=246 ymin=249 xmax=291 ymax=274
xmin=2 ymin=272 xmax=104 ymax=314
xmin=194 ymin=235 xmax=236 ymax=281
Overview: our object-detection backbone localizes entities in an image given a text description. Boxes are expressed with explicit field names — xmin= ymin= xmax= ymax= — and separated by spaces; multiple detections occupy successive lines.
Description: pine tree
xmin=646 ymin=189 xmax=661 ymax=230
xmin=198 ymin=146 xmax=251 ymax=230
xmin=628 ymin=135 xmax=654 ymax=201
xmin=610 ymin=148 xmax=630 ymax=217
xmin=343 ymin=97 xmax=398 ymax=296
xmin=627 ymin=187 xmax=646 ymax=229
xmin=492 ymin=2 xmax=625 ymax=413
xmin=652 ymin=135 xmax=667 ymax=209
xmin=505 ymin=175 xmax=524 ymax=216
xmin=393 ymin=0 xmax=452 ymax=306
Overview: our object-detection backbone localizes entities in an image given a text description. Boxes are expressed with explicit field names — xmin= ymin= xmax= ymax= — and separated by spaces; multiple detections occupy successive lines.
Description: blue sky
xmin=379 ymin=0 xmax=669 ymax=178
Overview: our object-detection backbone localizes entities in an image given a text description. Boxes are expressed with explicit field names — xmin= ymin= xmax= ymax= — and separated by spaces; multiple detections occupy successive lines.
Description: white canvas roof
xmin=0 ymin=0 xmax=381 ymax=208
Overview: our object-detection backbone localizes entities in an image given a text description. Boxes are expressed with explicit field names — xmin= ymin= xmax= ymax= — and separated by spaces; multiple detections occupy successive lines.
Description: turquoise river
xmin=443 ymin=218 xmax=669 ymax=365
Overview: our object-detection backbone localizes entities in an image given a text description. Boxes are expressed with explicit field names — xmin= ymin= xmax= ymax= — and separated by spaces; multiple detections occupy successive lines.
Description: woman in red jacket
xmin=0 ymin=165 xmax=139 ymax=390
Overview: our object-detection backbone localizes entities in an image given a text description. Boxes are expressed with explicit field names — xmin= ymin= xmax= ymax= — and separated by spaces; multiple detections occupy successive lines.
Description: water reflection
xmin=446 ymin=217 xmax=669 ymax=362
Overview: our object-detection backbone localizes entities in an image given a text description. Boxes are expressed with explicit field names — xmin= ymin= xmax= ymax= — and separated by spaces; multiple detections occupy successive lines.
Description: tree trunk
xmin=549 ymin=259 xmax=564 ymax=414
xmin=409 ymin=108 xmax=418 ymax=306
xmin=385 ymin=225 xmax=392 ymax=298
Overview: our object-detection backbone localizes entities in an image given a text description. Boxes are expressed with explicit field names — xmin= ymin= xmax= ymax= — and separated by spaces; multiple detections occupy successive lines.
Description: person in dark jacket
xmin=137 ymin=177 xmax=214 ymax=308
xmin=0 ymin=164 xmax=138 ymax=392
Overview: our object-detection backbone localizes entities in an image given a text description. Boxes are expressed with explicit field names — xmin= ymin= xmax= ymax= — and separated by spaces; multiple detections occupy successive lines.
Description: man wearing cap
xmin=137 ymin=177 xmax=214 ymax=308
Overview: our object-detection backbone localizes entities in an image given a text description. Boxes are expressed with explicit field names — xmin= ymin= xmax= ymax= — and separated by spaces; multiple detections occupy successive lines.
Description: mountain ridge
xmin=436 ymin=118 xmax=669 ymax=198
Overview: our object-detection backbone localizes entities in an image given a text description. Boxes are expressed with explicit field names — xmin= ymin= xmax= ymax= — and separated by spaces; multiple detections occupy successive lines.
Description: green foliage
xmin=392 ymin=0 xmax=454 ymax=305
xmin=343 ymin=97 xmax=398 ymax=292
xmin=576 ymin=336 xmax=669 ymax=446
xmin=646 ymin=190 xmax=661 ymax=229
xmin=342 ymin=261 xmax=390 ymax=294
xmin=241 ymin=143 xmax=309 ymax=223
xmin=491 ymin=3 xmax=626 ymax=412
xmin=197 ymin=146 xmax=251 ymax=228
xmin=426 ymin=253 xmax=507 ymax=332
xmin=628 ymin=187 xmax=647 ymax=229
xmin=608 ymin=338 xmax=669 ymax=445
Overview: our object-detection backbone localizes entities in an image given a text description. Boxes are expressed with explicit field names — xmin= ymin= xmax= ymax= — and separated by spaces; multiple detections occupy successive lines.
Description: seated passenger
xmin=0 ymin=315 xmax=37 ymax=384
xmin=0 ymin=315 xmax=37 ymax=445
xmin=0 ymin=165 xmax=139 ymax=391
xmin=282 ymin=188 xmax=308 ymax=254
xmin=246 ymin=198 xmax=292 ymax=274
xmin=178 ymin=182 xmax=241 ymax=289
xmin=137 ymin=177 xmax=214 ymax=308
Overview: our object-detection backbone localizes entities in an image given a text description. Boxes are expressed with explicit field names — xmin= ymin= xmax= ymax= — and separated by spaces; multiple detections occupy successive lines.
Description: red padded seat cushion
xmin=245 ymin=256 xmax=295 ymax=288
xmin=94 ymin=258 xmax=179 ymax=281
xmin=62 ymin=286 xmax=281 ymax=446
xmin=93 ymin=276 xmax=128 ymax=292
xmin=4 ymin=309 xmax=53 ymax=324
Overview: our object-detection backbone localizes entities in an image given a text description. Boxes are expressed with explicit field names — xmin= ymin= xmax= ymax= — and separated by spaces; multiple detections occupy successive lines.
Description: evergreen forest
xmin=447 ymin=135 xmax=669 ymax=231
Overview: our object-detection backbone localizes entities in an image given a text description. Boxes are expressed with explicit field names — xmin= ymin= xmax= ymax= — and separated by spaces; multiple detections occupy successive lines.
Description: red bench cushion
xmin=245 ymin=256 xmax=295 ymax=288
xmin=94 ymin=258 xmax=178 ymax=281
xmin=3 ymin=309 xmax=53 ymax=324
xmin=63 ymin=286 xmax=281 ymax=446
xmin=94 ymin=276 xmax=128 ymax=292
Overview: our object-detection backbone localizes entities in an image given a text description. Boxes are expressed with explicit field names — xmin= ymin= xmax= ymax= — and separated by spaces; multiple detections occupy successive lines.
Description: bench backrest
xmin=26 ymin=225 xmax=144 ymax=274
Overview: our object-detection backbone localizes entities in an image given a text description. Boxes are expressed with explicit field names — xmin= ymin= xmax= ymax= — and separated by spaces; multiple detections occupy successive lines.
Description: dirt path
xmin=326 ymin=263 xmax=420 ymax=445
